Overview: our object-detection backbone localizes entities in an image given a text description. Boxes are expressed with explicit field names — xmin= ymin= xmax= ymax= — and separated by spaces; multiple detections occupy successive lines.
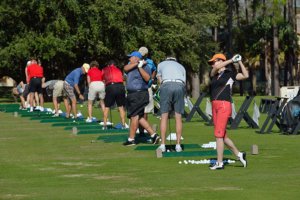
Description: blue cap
xmin=127 ymin=51 xmax=142 ymax=59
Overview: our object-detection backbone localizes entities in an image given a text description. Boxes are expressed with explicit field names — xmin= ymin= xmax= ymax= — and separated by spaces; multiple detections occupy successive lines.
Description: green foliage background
xmin=0 ymin=0 xmax=225 ymax=81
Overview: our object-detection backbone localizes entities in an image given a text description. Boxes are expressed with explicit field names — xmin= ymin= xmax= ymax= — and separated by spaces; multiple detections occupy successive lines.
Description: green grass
xmin=0 ymin=96 xmax=300 ymax=200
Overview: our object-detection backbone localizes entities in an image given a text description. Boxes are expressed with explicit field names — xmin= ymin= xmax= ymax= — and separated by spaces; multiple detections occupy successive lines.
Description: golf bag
xmin=281 ymin=94 xmax=300 ymax=134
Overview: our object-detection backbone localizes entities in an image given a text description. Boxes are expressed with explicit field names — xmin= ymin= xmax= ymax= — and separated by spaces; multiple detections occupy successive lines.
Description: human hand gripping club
xmin=232 ymin=54 xmax=242 ymax=63
xmin=138 ymin=60 xmax=147 ymax=68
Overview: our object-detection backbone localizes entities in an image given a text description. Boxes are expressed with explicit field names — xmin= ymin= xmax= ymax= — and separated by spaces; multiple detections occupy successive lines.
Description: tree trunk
xmin=265 ymin=43 xmax=271 ymax=96
xmin=252 ymin=67 xmax=257 ymax=95
xmin=226 ymin=0 xmax=233 ymax=56
xmin=191 ymin=72 xmax=200 ymax=99
xmin=288 ymin=0 xmax=296 ymax=85
xmin=272 ymin=25 xmax=280 ymax=96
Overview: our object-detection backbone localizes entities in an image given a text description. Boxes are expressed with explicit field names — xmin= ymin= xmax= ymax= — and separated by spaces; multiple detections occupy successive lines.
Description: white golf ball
xmin=178 ymin=161 xmax=182 ymax=164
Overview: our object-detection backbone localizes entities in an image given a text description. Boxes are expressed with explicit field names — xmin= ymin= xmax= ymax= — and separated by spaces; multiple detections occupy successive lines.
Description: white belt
xmin=162 ymin=79 xmax=184 ymax=84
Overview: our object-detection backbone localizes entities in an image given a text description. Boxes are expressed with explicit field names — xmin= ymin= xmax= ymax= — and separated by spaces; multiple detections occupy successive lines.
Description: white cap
xmin=82 ymin=63 xmax=90 ymax=73
xmin=138 ymin=47 xmax=148 ymax=56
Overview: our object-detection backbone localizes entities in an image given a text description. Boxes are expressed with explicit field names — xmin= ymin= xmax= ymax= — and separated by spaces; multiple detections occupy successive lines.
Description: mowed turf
xmin=0 ymin=97 xmax=300 ymax=200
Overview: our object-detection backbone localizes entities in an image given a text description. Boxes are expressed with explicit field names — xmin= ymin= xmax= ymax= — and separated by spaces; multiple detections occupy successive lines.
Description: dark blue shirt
xmin=126 ymin=65 xmax=151 ymax=91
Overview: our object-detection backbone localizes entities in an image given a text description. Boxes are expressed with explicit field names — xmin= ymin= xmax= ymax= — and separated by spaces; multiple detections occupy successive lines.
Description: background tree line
xmin=0 ymin=0 xmax=299 ymax=97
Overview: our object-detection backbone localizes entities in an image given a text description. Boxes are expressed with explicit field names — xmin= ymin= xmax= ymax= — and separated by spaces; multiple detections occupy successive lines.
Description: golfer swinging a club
xmin=208 ymin=53 xmax=248 ymax=170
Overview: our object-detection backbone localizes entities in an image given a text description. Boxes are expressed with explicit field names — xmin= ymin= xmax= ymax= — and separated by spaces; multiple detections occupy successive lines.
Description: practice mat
xmin=135 ymin=144 xmax=201 ymax=151
xmin=162 ymin=149 xmax=232 ymax=157
xmin=78 ymin=128 xmax=128 ymax=134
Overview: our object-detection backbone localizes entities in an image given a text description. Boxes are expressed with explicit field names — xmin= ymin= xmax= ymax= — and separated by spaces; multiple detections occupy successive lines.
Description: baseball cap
xmin=82 ymin=63 xmax=90 ymax=73
xmin=128 ymin=51 xmax=142 ymax=59
xmin=138 ymin=47 xmax=148 ymax=56
xmin=208 ymin=53 xmax=226 ymax=64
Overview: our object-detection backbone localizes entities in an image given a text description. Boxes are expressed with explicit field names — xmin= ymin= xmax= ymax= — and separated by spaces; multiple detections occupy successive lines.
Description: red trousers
xmin=212 ymin=100 xmax=232 ymax=138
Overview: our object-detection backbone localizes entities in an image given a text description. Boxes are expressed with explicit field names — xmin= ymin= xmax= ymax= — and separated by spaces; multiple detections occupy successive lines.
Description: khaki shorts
xmin=88 ymin=81 xmax=105 ymax=100
xmin=144 ymin=88 xmax=154 ymax=113
xmin=63 ymin=81 xmax=75 ymax=99
xmin=53 ymin=80 xmax=64 ymax=98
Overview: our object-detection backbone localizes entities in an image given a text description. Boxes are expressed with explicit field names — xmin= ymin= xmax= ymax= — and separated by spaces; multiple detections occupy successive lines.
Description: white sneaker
xmin=39 ymin=107 xmax=44 ymax=112
xmin=210 ymin=162 xmax=224 ymax=170
xmin=158 ymin=144 xmax=166 ymax=152
xmin=86 ymin=117 xmax=92 ymax=123
xmin=52 ymin=113 xmax=59 ymax=117
xmin=175 ymin=144 xmax=182 ymax=152
xmin=238 ymin=152 xmax=247 ymax=167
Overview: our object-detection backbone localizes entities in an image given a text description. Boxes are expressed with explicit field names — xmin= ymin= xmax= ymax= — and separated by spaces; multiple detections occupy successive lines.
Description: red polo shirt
xmin=102 ymin=64 xmax=123 ymax=85
xmin=27 ymin=63 xmax=44 ymax=80
xmin=87 ymin=67 xmax=103 ymax=82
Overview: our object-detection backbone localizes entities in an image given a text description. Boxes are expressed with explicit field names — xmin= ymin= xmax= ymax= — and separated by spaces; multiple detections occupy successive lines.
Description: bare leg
xmin=71 ymin=97 xmax=77 ymax=118
xmin=216 ymin=137 xmax=224 ymax=164
xmin=174 ymin=112 xmax=182 ymax=145
xmin=53 ymin=97 xmax=59 ymax=114
xmin=87 ymin=99 xmax=93 ymax=119
xmin=63 ymin=98 xmax=71 ymax=118
xmin=34 ymin=92 xmax=39 ymax=107
xmin=118 ymin=106 xmax=126 ymax=126
xmin=20 ymin=96 xmax=26 ymax=108
xmin=29 ymin=92 xmax=34 ymax=109
xmin=39 ymin=93 xmax=44 ymax=109
xmin=99 ymin=99 xmax=105 ymax=114
xmin=129 ymin=115 xmax=139 ymax=140
xmin=224 ymin=137 xmax=239 ymax=156
xmin=160 ymin=113 xmax=169 ymax=144
xmin=139 ymin=117 xmax=154 ymax=135
xmin=103 ymin=107 xmax=110 ymax=128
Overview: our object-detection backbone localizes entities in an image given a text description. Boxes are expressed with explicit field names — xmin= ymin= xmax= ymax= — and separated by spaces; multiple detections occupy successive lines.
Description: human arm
xmin=123 ymin=62 xmax=139 ymax=73
xmin=74 ymin=84 xmax=84 ymax=100
xmin=210 ymin=59 xmax=233 ymax=77
xmin=87 ymin=75 xmax=91 ymax=86
xmin=235 ymin=61 xmax=249 ymax=81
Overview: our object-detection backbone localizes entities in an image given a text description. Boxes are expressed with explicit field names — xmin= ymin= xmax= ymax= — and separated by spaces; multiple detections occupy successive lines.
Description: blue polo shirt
xmin=65 ymin=68 xmax=83 ymax=87
xmin=146 ymin=58 xmax=156 ymax=87
xmin=126 ymin=65 xmax=151 ymax=91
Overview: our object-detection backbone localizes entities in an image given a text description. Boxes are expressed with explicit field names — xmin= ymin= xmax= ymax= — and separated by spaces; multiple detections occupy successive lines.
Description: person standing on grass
xmin=63 ymin=63 xmax=90 ymax=120
xmin=138 ymin=46 xmax=157 ymax=135
xmin=123 ymin=51 xmax=160 ymax=146
xmin=86 ymin=61 xmax=105 ymax=123
xmin=12 ymin=81 xmax=30 ymax=110
xmin=42 ymin=79 xmax=65 ymax=117
xmin=26 ymin=59 xmax=44 ymax=112
xmin=208 ymin=53 xmax=248 ymax=170
xmin=102 ymin=60 xmax=127 ymax=130
xmin=156 ymin=56 xmax=186 ymax=153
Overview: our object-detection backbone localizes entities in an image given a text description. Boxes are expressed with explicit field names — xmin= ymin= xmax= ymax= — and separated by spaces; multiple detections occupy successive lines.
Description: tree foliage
xmin=0 ymin=0 xmax=225 ymax=81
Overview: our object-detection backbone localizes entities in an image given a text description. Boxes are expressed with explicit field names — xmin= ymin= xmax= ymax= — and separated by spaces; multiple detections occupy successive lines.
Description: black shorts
xmin=104 ymin=83 xmax=126 ymax=107
xmin=126 ymin=90 xmax=149 ymax=118
xmin=29 ymin=77 xmax=43 ymax=94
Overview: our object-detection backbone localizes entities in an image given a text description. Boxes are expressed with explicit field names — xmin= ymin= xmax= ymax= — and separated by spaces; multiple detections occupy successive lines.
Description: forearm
xmin=210 ymin=60 xmax=233 ymax=77
xmin=74 ymin=85 xmax=81 ymax=95
xmin=236 ymin=61 xmax=249 ymax=80
xmin=138 ymin=68 xmax=150 ymax=82
xmin=124 ymin=63 xmax=138 ymax=72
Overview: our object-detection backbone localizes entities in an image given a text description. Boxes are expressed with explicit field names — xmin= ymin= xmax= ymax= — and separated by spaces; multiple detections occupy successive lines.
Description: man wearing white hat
xmin=63 ymin=63 xmax=90 ymax=120
xmin=138 ymin=46 xmax=157 ymax=135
